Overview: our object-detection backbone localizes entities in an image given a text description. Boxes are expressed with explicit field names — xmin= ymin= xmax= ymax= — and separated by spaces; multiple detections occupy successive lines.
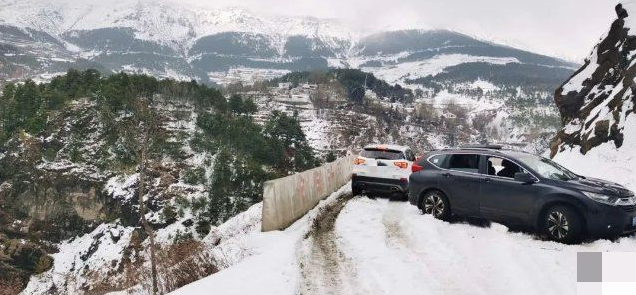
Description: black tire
xmin=466 ymin=217 xmax=491 ymax=228
xmin=542 ymin=205 xmax=583 ymax=244
xmin=389 ymin=192 xmax=408 ymax=202
xmin=420 ymin=190 xmax=451 ymax=220
xmin=352 ymin=183 xmax=362 ymax=196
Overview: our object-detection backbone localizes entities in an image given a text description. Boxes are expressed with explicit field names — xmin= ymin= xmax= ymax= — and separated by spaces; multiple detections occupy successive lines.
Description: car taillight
xmin=412 ymin=163 xmax=423 ymax=172
xmin=393 ymin=161 xmax=408 ymax=169
xmin=354 ymin=158 xmax=366 ymax=165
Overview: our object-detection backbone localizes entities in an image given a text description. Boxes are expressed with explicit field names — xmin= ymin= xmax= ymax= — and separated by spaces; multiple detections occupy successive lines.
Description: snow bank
xmin=335 ymin=198 xmax=636 ymax=295
xmin=552 ymin=114 xmax=636 ymax=192
xmin=169 ymin=184 xmax=352 ymax=295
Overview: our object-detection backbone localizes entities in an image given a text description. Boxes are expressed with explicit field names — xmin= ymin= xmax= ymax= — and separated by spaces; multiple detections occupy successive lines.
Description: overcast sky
xmin=177 ymin=0 xmax=618 ymax=62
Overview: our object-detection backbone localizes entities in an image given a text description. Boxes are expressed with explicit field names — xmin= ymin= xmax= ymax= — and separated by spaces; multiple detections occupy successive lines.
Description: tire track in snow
xmin=381 ymin=199 xmax=411 ymax=247
xmin=379 ymin=200 xmax=469 ymax=294
xmin=297 ymin=193 xmax=359 ymax=295
xmin=380 ymin=199 xmax=554 ymax=294
xmin=335 ymin=197 xmax=440 ymax=295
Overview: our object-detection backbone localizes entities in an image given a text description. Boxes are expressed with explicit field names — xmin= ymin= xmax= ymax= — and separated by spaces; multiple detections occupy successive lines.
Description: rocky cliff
xmin=550 ymin=3 xmax=636 ymax=190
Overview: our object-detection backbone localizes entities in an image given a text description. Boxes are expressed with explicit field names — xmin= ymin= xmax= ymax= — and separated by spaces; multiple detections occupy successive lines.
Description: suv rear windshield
xmin=361 ymin=149 xmax=405 ymax=160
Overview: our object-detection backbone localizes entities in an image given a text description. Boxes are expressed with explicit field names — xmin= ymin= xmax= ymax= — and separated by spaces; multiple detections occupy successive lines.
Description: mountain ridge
xmin=0 ymin=0 xmax=576 ymax=86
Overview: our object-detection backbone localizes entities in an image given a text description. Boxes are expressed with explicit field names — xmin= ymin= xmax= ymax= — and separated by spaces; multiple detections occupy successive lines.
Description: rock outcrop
xmin=550 ymin=3 xmax=636 ymax=191
xmin=551 ymin=3 xmax=636 ymax=156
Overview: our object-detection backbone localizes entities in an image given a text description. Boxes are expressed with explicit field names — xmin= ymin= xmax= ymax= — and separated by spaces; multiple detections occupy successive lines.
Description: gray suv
xmin=408 ymin=146 xmax=636 ymax=243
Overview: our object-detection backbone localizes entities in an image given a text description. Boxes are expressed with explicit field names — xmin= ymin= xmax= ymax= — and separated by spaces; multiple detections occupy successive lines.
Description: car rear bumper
xmin=585 ymin=204 xmax=636 ymax=237
xmin=352 ymin=175 xmax=408 ymax=193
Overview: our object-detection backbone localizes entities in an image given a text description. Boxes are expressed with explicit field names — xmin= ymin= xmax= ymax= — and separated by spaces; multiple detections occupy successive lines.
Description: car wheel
xmin=352 ymin=183 xmax=362 ymax=196
xmin=543 ymin=205 xmax=583 ymax=244
xmin=421 ymin=190 xmax=450 ymax=220
xmin=389 ymin=192 xmax=407 ymax=202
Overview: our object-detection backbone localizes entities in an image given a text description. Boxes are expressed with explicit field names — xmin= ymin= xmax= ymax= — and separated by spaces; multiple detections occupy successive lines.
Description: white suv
xmin=352 ymin=144 xmax=417 ymax=196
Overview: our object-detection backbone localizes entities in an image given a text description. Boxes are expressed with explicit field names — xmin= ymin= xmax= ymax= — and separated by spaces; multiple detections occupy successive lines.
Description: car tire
xmin=542 ymin=205 xmax=583 ymax=244
xmin=352 ymin=183 xmax=362 ymax=196
xmin=420 ymin=190 xmax=450 ymax=220
xmin=389 ymin=192 xmax=407 ymax=202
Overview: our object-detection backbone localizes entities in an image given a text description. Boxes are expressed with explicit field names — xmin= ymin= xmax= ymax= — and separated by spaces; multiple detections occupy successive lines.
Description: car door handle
xmin=442 ymin=172 xmax=452 ymax=178
xmin=483 ymin=177 xmax=492 ymax=182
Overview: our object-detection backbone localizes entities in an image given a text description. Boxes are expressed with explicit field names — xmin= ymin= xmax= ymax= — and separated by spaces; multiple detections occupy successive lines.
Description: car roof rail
xmin=459 ymin=144 xmax=504 ymax=150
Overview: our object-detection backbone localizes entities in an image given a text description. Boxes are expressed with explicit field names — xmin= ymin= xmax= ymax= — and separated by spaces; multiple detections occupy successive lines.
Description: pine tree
xmin=207 ymin=147 xmax=233 ymax=224
xmin=228 ymin=94 xmax=244 ymax=114
xmin=243 ymin=98 xmax=258 ymax=115
xmin=263 ymin=111 xmax=318 ymax=175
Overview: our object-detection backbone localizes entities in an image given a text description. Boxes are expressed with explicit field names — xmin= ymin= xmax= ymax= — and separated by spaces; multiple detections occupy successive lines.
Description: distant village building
xmin=441 ymin=112 xmax=457 ymax=119
xmin=301 ymin=83 xmax=317 ymax=90
xmin=364 ymin=89 xmax=378 ymax=100
xmin=278 ymin=82 xmax=292 ymax=89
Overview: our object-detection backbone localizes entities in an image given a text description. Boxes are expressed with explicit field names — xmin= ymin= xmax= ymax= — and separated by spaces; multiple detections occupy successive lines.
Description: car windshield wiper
xmin=562 ymin=175 xmax=574 ymax=180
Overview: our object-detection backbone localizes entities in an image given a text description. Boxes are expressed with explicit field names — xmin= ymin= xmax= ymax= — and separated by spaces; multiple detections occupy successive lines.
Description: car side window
xmin=486 ymin=156 xmax=524 ymax=179
xmin=448 ymin=154 xmax=480 ymax=173
xmin=428 ymin=154 xmax=448 ymax=168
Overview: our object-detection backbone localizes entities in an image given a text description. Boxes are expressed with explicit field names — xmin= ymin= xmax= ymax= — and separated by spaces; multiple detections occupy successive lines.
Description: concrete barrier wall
xmin=261 ymin=155 xmax=355 ymax=232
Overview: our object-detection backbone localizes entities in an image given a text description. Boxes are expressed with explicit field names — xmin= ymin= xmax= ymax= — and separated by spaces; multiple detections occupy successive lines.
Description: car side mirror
xmin=514 ymin=172 xmax=536 ymax=184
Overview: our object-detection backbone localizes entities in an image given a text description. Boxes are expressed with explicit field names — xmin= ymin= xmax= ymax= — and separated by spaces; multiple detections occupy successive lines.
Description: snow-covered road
xmin=172 ymin=189 xmax=636 ymax=295
xmin=298 ymin=193 xmax=359 ymax=295
xmin=333 ymin=197 xmax=636 ymax=295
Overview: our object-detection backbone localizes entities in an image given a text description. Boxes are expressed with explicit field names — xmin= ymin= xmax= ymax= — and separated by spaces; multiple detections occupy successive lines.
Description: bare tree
xmin=121 ymin=97 xmax=160 ymax=294
xmin=137 ymin=121 xmax=158 ymax=295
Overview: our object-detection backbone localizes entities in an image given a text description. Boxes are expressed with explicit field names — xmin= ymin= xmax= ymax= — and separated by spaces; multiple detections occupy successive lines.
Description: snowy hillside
xmin=0 ymin=0 xmax=579 ymax=149
xmin=550 ymin=2 xmax=636 ymax=191
xmin=0 ymin=72 xmax=326 ymax=294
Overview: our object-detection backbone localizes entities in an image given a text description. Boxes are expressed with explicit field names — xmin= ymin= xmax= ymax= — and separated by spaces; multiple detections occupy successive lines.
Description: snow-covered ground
xmin=170 ymin=184 xmax=353 ymax=295
xmin=552 ymin=115 xmax=636 ymax=192
xmin=170 ymin=185 xmax=636 ymax=295
xmin=333 ymin=198 xmax=636 ymax=295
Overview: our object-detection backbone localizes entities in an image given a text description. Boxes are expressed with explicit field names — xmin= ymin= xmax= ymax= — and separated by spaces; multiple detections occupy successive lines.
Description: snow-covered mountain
xmin=0 ymin=0 xmax=576 ymax=88
xmin=0 ymin=0 xmax=357 ymax=50
xmin=0 ymin=0 xmax=358 ymax=83
xmin=550 ymin=3 xmax=636 ymax=191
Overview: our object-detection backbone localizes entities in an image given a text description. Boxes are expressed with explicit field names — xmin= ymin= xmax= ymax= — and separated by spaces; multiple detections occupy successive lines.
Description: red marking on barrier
xmin=295 ymin=175 xmax=308 ymax=201
xmin=327 ymin=165 xmax=336 ymax=184
xmin=314 ymin=169 xmax=324 ymax=195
